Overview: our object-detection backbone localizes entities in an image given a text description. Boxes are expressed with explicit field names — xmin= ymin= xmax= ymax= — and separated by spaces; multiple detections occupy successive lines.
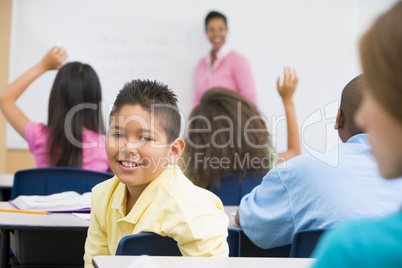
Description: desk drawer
xmin=11 ymin=228 xmax=88 ymax=266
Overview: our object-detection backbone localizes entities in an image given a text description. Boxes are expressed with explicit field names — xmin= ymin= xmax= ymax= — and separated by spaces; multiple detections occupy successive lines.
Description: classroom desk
xmin=0 ymin=202 xmax=89 ymax=268
xmin=92 ymin=255 xmax=315 ymax=268
xmin=0 ymin=174 xmax=13 ymax=201
xmin=0 ymin=204 xmax=290 ymax=267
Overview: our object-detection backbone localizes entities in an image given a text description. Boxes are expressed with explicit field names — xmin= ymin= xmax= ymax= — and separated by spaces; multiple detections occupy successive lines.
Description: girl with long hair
xmin=0 ymin=46 xmax=109 ymax=172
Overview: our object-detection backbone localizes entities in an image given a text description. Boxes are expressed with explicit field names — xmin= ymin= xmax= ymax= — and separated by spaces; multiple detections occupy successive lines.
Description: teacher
xmin=194 ymin=11 xmax=257 ymax=105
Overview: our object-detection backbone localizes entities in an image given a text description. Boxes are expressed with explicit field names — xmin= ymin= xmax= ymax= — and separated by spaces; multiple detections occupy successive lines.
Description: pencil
xmin=0 ymin=208 xmax=50 ymax=215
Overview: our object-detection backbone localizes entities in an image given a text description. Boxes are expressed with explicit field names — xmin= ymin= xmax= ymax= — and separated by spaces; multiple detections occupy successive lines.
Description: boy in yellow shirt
xmin=84 ymin=80 xmax=229 ymax=267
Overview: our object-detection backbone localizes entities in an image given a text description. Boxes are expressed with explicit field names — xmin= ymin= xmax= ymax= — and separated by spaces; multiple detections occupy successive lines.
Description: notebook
xmin=9 ymin=191 xmax=91 ymax=212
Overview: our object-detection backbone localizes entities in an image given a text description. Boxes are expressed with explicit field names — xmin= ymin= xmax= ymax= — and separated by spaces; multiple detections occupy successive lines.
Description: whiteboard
xmin=7 ymin=0 xmax=397 ymax=157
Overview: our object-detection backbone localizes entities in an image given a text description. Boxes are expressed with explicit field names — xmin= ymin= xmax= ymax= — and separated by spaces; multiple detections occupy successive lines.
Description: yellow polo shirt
xmin=84 ymin=165 xmax=229 ymax=267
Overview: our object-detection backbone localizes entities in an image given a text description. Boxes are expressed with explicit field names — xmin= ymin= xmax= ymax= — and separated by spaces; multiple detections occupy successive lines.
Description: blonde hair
xmin=359 ymin=1 xmax=402 ymax=124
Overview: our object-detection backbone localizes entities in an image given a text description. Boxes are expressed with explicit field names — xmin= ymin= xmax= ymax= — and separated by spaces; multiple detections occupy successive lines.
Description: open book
xmin=9 ymin=191 xmax=92 ymax=212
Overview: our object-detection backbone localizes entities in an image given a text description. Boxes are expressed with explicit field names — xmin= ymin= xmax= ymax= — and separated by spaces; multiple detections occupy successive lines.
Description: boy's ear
xmin=168 ymin=138 xmax=185 ymax=165
xmin=334 ymin=109 xmax=344 ymax=130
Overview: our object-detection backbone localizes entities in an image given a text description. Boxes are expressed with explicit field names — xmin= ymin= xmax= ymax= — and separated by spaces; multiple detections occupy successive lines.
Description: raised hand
xmin=276 ymin=66 xmax=301 ymax=162
xmin=40 ymin=46 xmax=68 ymax=70
xmin=277 ymin=66 xmax=298 ymax=102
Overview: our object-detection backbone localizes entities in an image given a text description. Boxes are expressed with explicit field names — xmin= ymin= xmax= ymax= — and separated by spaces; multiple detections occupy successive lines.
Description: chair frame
xmin=115 ymin=229 xmax=242 ymax=257
xmin=115 ymin=233 xmax=181 ymax=256
xmin=289 ymin=228 xmax=326 ymax=258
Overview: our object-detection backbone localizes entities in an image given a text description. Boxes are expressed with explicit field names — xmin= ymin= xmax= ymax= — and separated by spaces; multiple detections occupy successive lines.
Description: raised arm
xmin=277 ymin=67 xmax=300 ymax=163
xmin=0 ymin=46 xmax=68 ymax=138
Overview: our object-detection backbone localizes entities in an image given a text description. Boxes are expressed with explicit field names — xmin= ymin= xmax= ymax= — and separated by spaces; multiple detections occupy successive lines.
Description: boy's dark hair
xmin=110 ymin=79 xmax=180 ymax=143
xmin=205 ymin=11 xmax=227 ymax=30
xmin=340 ymin=75 xmax=366 ymax=137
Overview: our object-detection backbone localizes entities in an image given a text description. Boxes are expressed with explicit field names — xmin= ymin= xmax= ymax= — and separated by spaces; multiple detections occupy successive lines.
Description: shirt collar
xmin=110 ymin=177 xmax=126 ymax=212
xmin=113 ymin=165 xmax=179 ymax=224
xmin=346 ymin=133 xmax=368 ymax=145
xmin=206 ymin=43 xmax=231 ymax=68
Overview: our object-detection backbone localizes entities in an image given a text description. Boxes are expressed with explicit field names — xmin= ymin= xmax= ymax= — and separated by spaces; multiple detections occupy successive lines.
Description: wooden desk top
xmin=0 ymin=202 xmax=89 ymax=230
xmin=93 ymin=256 xmax=315 ymax=268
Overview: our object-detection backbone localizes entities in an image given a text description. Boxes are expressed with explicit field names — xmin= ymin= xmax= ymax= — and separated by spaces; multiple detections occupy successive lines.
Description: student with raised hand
xmin=0 ymin=46 xmax=109 ymax=172
xmin=235 ymin=74 xmax=402 ymax=250
xmin=275 ymin=67 xmax=300 ymax=162
xmin=83 ymin=80 xmax=229 ymax=267
xmin=183 ymin=67 xmax=300 ymax=202
xmin=312 ymin=2 xmax=402 ymax=267
xmin=194 ymin=10 xmax=257 ymax=105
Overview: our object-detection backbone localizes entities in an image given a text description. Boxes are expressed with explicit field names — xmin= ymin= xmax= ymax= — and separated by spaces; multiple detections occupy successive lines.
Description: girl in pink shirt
xmin=0 ymin=46 xmax=110 ymax=172
xmin=194 ymin=11 xmax=257 ymax=105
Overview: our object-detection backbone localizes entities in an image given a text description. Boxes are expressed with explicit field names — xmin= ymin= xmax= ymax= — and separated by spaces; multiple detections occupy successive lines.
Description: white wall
xmin=7 ymin=0 xmax=397 ymax=155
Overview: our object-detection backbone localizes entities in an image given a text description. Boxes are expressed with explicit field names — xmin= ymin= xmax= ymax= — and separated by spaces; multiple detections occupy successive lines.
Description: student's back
xmin=0 ymin=47 xmax=109 ymax=172
xmin=236 ymin=75 xmax=402 ymax=249
xmin=240 ymin=133 xmax=402 ymax=248
xmin=25 ymin=121 xmax=108 ymax=171
xmin=183 ymin=67 xmax=300 ymax=204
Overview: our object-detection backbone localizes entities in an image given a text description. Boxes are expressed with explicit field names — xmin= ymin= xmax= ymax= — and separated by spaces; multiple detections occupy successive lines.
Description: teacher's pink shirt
xmin=194 ymin=46 xmax=257 ymax=105
xmin=25 ymin=122 xmax=110 ymax=172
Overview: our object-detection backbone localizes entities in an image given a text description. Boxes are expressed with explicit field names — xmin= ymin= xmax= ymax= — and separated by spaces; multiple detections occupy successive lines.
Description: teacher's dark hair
xmin=48 ymin=62 xmax=105 ymax=168
xmin=205 ymin=11 xmax=227 ymax=30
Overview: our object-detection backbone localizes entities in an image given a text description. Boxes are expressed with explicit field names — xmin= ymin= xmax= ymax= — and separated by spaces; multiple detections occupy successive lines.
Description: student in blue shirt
xmin=312 ymin=2 xmax=402 ymax=267
xmin=235 ymin=75 xmax=402 ymax=250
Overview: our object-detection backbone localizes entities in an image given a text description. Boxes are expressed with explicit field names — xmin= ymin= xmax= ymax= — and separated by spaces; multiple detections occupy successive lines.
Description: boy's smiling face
xmin=106 ymin=104 xmax=173 ymax=189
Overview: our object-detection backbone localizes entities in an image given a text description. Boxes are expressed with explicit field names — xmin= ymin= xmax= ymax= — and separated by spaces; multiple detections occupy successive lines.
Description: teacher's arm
xmin=193 ymin=59 xmax=206 ymax=106
xmin=233 ymin=54 xmax=257 ymax=104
